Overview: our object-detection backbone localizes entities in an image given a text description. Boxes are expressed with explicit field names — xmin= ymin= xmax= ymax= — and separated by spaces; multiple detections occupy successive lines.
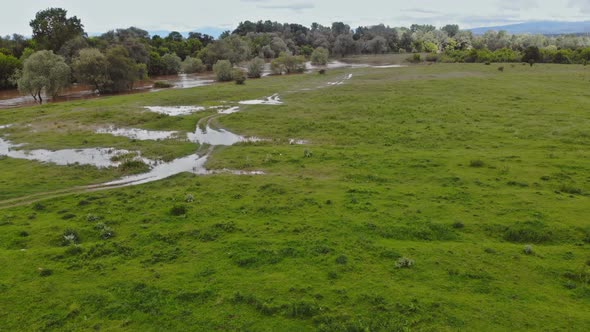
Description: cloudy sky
xmin=1 ymin=0 xmax=588 ymax=36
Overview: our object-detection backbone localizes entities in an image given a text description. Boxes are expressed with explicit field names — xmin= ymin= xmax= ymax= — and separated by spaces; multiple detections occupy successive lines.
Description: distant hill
xmin=470 ymin=21 xmax=590 ymax=35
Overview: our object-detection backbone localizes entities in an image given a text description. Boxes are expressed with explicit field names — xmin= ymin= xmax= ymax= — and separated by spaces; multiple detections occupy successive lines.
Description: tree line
xmin=3 ymin=8 xmax=590 ymax=97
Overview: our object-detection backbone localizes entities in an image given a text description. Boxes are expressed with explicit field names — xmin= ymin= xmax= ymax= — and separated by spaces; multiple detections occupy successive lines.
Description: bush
xmin=407 ymin=53 xmax=421 ymax=63
xmin=213 ymin=60 xmax=233 ymax=81
xmin=170 ymin=205 xmax=187 ymax=216
xmin=523 ymin=245 xmax=534 ymax=255
xmin=469 ymin=160 xmax=485 ymax=167
xmin=153 ymin=81 xmax=173 ymax=88
xmin=161 ymin=53 xmax=182 ymax=75
xmin=335 ymin=255 xmax=348 ymax=265
xmin=39 ymin=268 xmax=53 ymax=277
xmin=425 ymin=53 xmax=439 ymax=62
xmin=233 ymin=69 xmax=246 ymax=85
xmin=310 ymin=47 xmax=329 ymax=65
xmin=498 ymin=66 xmax=504 ymax=72
xmin=319 ymin=69 xmax=326 ymax=75
xmin=247 ymin=57 xmax=265 ymax=78
xmin=181 ymin=56 xmax=205 ymax=73
xmin=395 ymin=257 xmax=414 ymax=268
xmin=271 ymin=52 xmax=306 ymax=75
xmin=61 ymin=229 xmax=79 ymax=246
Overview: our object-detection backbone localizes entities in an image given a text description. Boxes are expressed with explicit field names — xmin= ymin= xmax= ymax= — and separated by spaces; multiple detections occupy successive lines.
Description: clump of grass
xmin=335 ymin=255 xmax=348 ymax=265
xmin=153 ymin=81 xmax=173 ymax=88
xmin=95 ymin=223 xmax=115 ymax=240
xmin=523 ymin=245 xmax=534 ymax=255
xmin=395 ymin=257 xmax=414 ymax=269
xmin=185 ymin=194 xmax=195 ymax=203
xmin=504 ymin=221 xmax=553 ymax=243
xmin=498 ymin=66 xmax=504 ymax=72
xmin=170 ymin=205 xmax=187 ymax=216
xmin=484 ymin=61 xmax=491 ymax=65
xmin=304 ymin=150 xmax=313 ymax=158
xmin=118 ymin=160 xmax=150 ymax=174
xmin=452 ymin=221 xmax=465 ymax=229
xmin=558 ymin=185 xmax=582 ymax=195
xmin=469 ymin=160 xmax=485 ymax=167
xmin=61 ymin=229 xmax=80 ymax=246
xmin=38 ymin=268 xmax=53 ymax=277
xmin=86 ymin=214 xmax=101 ymax=222
xmin=319 ymin=69 xmax=326 ymax=75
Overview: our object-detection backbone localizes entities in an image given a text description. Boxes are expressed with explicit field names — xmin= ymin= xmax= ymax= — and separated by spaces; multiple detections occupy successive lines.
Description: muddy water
xmin=96 ymin=126 xmax=179 ymax=140
xmin=187 ymin=124 xmax=262 ymax=146
xmin=0 ymin=73 xmax=215 ymax=110
xmin=239 ymin=94 xmax=283 ymax=105
xmin=0 ymin=137 xmax=144 ymax=168
xmin=144 ymin=105 xmax=206 ymax=116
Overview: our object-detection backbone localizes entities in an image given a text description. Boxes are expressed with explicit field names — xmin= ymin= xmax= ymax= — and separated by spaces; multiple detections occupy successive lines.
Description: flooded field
xmin=0 ymin=73 xmax=215 ymax=109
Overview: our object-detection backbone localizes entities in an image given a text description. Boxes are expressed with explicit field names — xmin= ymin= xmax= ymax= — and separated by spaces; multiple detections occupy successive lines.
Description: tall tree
xmin=17 ymin=50 xmax=70 ymax=102
xmin=30 ymin=8 xmax=85 ymax=52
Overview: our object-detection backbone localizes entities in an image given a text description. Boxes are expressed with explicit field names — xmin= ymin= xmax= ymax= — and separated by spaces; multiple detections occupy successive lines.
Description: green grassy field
xmin=0 ymin=62 xmax=589 ymax=331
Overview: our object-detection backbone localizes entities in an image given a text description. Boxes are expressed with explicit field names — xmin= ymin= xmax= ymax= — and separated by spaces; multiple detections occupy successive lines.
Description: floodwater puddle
xmin=328 ymin=73 xmax=353 ymax=86
xmin=96 ymin=126 xmax=179 ymax=141
xmin=145 ymin=105 xmax=206 ymax=116
xmin=187 ymin=124 xmax=262 ymax=146
xmin=0 ymin=137 xmax=144 ymax=168
xmin=239 ymin=94 xmax=283 ymax=105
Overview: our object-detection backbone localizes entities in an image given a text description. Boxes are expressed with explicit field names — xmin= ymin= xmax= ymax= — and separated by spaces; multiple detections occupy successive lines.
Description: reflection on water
xmin=239 ymin=94 xmax=283 ymax=105
xmin=96 ymin=126 xmax=179 ymax=140
xmin=187 ymin=125 xmax=262 ymax=146
xmin=0 ymin=73 xmax=215 ymax=109
xmin=144 ymin=105 xmax=206 ymax=116
xmin=0 ymin=137 xmax=143 ymax=168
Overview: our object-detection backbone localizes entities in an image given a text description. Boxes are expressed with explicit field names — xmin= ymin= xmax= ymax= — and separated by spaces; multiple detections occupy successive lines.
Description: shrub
xmin=504 ymin=221 xmax=553 ymax=243
xmin=310 ymin=47 xmax=329 ymax=65
xmin=246 ymin=57 xmax=265 ymax=78
xmin=185 ymin=194 xmax=195 ymax=203
xmin=395 ymin=257 xmax=414 ymax=268
xmin=233 ymin=69 xmax=246 ymax=85
xmin=181 ymin=56 xmax=205 ymax=73
xmin=452 ymin=221 xmax=465 ymax=229
xmin=61 ymin=229 xmax=79 ymax=246
xmin=271 ymin=52 xmax=306 ymax=75
xmin=407 ymin=53 xmax=421 ymax=63
xmin=319 ymin=69 xmax=326 ymax=75
xmin=39 ymin=268 xmax=53 ymax=277
xmin=170 ymin=205 xmax=187 ymax=216
xmin=426 ymin=53 xmax=439 ymax=62
xmin=485 ymin=61 xmax=491 ymax=65
xmin=153 ymin=81 xmax=173 ymax=88
xmin=335 ymin=255 xmax=348 ymax=265
xmin=469 ymin=160 xmax=485 ymax=167
xmin=161 ymin=53 xmax=182 ymax=75
xmin=95 ymin=223 xmax=115 ymax=240
xmin=559 ymin=185 xmax=583 ymax=195
xmin=523 ymin=245 xmax=534 ymax=255
xmin=498 ymin=66 xmax=504 ymax=72
xmin=213 ymin=60 xmax=233 ymax=81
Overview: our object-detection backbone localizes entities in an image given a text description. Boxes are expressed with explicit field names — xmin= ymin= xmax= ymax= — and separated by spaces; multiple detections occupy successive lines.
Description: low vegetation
xmin=0 ymin=58 xmax=589 ymax=330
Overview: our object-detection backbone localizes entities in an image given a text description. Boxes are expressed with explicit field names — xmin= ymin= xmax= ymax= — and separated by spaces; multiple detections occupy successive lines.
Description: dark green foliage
xmin=503 ymin=221 xmax=553 ymax=244
xmin=469 ymin=160 xmax=485 ymax=167
xmin=169 ymin=205 xmax=187 ymax=216
xmin=30 ymin=8 xmax=85 ymax=52
xmin=153 ymin=81 xmax=173 ymax=88
xmin=0 ymin=53 xmax=21 ymax=89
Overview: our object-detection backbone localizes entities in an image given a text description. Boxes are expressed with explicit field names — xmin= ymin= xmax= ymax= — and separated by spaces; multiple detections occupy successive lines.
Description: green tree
xmin=161 ymin=53 xmax=182 ymax=75
xmin=367 ymin=36 xmax=387 ymax=55
xmin=213 ymin=60 xmax=233 ymax=81
xmin=30 ymin=8 xmax=85 ymax=52
xmin=72 ymin=48 xmax=110 ymax=93
xmin=17 ymin=50 xmax=70 ymax=102
xmin=522 ymin=46 xmax=541 ymax=63
xmin=247 ymin=57 xmax=265 ymax=78
xmin=104 ymin=46 xmax=146 ymax=92
xmin=181 ymin=56 xmax=205 ymax=73
xmin=441 ymin=24 xmax=460 ymax=37
xmin=271 ymin=52 xmax=306 ymax=75
xmin=310 ymin=47 xmax=329 ymax=65
xmin=0 ymin=53 xmax=21 ymax=89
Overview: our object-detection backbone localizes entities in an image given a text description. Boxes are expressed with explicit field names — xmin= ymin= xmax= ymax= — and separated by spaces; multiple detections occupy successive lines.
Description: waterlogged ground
xmin=0 ymin=62 xmax=589 ymax=331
